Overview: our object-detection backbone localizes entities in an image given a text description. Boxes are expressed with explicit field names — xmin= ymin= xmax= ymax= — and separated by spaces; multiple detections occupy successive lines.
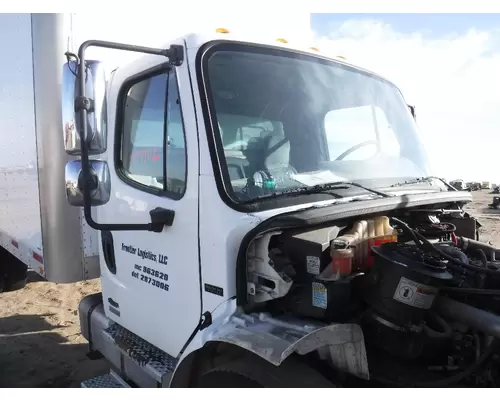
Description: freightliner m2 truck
xmin=4 ymin=13 xmax=500 ymax=388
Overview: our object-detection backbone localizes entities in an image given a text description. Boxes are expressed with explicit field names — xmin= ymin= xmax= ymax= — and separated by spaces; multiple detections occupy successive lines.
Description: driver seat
xmin=264 ymin=131 xmax=291 ymax=172
xmin=243 ymin=131 xmax=293 ymax=180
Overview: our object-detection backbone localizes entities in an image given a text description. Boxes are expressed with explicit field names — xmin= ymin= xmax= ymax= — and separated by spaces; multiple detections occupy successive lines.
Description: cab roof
xmin=113 ymin=28 xmax=399 ymax=95
xmin=181 ymin=29 xmax=396 ymax=87
xmin=183 ymin=28 xmax=353 ymax=64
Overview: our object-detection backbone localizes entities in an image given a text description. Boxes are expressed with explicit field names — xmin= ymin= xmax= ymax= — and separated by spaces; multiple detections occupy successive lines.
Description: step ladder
xmin=81 ymin=371 xmax=130 ymax=388
xmin=80 ymin=322 xmax=178 ymax=388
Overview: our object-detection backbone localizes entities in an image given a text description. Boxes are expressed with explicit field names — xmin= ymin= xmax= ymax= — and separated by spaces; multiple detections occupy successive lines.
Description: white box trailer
xmin=0 ymin=12 xmax=313 ymax=287
xmin=0 ymin=13 xmax=100 ymax=284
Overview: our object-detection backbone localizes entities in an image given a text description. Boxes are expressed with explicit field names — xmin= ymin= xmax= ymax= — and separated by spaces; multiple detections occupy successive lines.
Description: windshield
xmin=201 ymin=43 xmax=435 ymax=208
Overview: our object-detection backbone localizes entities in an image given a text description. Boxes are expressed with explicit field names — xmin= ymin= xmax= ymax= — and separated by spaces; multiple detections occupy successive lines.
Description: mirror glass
xmin=62 ymin=60 xmax=107 ymax=155
xmin=65 ymin=160 xmax=111 ymax=207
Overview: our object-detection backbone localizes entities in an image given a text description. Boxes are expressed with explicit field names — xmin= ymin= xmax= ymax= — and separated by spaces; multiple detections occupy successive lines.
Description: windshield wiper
xmin=316 ymin=181 xmax=392 ymax=198
xmin=242 ymin=180 xmax=391 ymax=204
xmin=390 ymin=176 xmax=457 ymax=191
xmin=242 ymin=185 xmax=344 ymax=203
xmin=284 ymin=181 xmax=392 ymax=198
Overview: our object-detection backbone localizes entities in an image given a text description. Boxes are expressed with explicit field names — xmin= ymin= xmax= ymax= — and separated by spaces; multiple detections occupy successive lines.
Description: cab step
xmin=81 ymin=372 xmax=130 ymax=388
xmin=103 ymin=323 xmax=178 ymax=384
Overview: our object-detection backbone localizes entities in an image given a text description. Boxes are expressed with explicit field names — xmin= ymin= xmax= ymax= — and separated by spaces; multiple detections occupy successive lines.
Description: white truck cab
xmin=68 ymin=27 xmax=477 ymax=387
xmin=8 ymin=13 xmax=497 ymax=389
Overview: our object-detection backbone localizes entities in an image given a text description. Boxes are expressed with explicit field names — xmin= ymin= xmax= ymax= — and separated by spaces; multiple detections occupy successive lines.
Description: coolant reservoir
xmin=331 ymin=247 xmax=353 ymax=280
xmin=366 ymin=220 xmax=375 ymax=266
xmin=331 ymin=216 xmax=398 ymax=273
xmin=367 ymin=216 xmax=398 ymax=267
xmin=375 ymin=217 xmax=385 ymax=236
xmin=351 ymin=220 xmax=366 ymax=266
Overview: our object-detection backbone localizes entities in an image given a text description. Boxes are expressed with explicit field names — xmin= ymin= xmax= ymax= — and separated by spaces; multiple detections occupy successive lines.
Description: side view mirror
xmin=62 ymin=59 xmax=107 ymax=155
xmin=65 ymin=160 xmax=111 ymax=207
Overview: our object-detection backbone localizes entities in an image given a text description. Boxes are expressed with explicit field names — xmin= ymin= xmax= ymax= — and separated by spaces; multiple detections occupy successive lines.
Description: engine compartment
xmin=244 ymin=204 xmax=500 ymax=387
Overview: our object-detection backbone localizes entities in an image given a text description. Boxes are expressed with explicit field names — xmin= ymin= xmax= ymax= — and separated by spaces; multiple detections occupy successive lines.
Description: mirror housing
xmin=65 ymin=160 xmax=111 ymax=207
xmin=62 ymin=60 xmax=107 ymax=155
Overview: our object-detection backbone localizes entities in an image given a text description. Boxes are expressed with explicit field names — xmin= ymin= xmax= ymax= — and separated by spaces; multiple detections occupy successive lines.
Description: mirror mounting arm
xmin=75 ymin=40 xmax=182 ymax=233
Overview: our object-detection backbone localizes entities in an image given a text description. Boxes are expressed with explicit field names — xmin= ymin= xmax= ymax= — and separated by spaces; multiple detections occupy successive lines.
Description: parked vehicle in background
xmin=482 ymin=181 xmax=492 ymax=190
xmin=466 ymin=182 xmax=481 ymax=191
xmin=489 ymin=196 xmax=500 ymax=209
xmin=449 ymin=179 xmax=466 ymax=191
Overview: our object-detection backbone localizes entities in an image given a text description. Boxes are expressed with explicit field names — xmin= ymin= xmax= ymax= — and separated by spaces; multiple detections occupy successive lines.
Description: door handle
xmin=101 ymin=230 xmax=117 ymax=274
xmin=149 ymin=207 xmax=175 ymax=232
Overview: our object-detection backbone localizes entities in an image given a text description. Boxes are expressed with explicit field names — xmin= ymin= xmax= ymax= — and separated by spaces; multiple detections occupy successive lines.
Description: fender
xmin=170 ymin=299 xmax=369 ymax=386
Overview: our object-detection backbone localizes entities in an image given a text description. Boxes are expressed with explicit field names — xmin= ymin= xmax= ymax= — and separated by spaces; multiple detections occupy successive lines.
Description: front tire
xmin=194 ymin=352 xmax=336 ymax=388
xmin=196 ymin=369 xmax=263 ymax=388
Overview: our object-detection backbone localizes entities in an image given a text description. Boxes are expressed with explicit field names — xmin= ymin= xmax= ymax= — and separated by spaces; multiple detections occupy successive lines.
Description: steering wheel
xmin=334 ymin=140 xmax=379 ymax=161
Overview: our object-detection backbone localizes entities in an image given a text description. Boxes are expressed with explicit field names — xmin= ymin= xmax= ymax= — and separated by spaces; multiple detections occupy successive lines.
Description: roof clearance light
xmin=337 ymin=55 xmax=346 ymax=60
xmin=276 ymin=38 xmax=288 ymax=43
xmin=216 ymin=28 xmax=230 ymax=33
xmin=310 ymin=47 xmax=320 ymax=52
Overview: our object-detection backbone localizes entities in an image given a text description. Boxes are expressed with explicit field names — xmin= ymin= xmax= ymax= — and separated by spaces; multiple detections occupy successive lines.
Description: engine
xmin=246 ymin=208 xmax=500 ymax=387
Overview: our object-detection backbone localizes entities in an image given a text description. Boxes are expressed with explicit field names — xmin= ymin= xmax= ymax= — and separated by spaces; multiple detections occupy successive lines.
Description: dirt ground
xmin=463 ymin=190 xmax=500 ymax=247
xmin=1 ymin=190 xmax=500 ymax=388
xmin=0 ymin=277 xmax=108 ymax=388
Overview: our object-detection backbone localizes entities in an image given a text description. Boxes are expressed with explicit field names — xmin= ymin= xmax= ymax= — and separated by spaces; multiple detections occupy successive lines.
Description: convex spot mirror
xmin=65 ymin=160 xmax=111 ymax=207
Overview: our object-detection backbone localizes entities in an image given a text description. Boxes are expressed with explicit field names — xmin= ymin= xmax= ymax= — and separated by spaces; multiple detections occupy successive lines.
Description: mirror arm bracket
xmin=166 ymin=44 xmax=184 ymax=66
xmin=74 ymin=96 xmax=94 ymax=113
xmin=76 ymin=39 xmax=183 ymax=233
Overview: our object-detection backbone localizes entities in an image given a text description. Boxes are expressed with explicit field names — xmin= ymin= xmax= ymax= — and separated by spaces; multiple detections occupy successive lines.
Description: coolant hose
xmin=374 ymin=298 xmax=500 ymax=387
xmin=457 ymin=236 xmax=500 ymax=261
xmin=414 ymin=230 xmax=500 ymax=277
xmin=476 ymin=248 xmax=489 ymax=269
xmin=423 ymin=311 xmax=452 ymax=339
xmin=435 ymin=296 xmax=500 ymax=338
xmin=415 ymin=338 xmax=499 ymax=387
xmin=390 ymin=217 xmax=423 ymax=248
xmin=389 ymin=217 xmax=500 ymax=275
xmin=437 ymin=245 xmax=470 ymax=265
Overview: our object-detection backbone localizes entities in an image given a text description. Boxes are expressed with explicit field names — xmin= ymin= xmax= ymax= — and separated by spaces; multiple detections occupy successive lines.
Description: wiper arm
xmin=242 ymin=180 xmax=391 ymax=204
xmin=243 ymin=185 xmax=344 ymax=204
xmin=326 ymin=181 xmax=392 ymax=198
xmin=390 ymin=176 xmax=457 ymax=191
xmin=279 ymin=181 xmax=392 ymax=198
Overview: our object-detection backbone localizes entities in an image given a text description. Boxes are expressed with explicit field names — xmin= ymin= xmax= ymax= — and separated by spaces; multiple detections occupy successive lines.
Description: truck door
xmin=98 ymin=46 xmax=200 ymax=357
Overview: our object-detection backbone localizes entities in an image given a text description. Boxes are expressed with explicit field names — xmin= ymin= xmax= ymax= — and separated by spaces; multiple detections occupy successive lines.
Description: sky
xmin=71 ymin=12 xmax=311 ymax=67
xmin=310 ymin=13 xmax=500 ymax=183
xmin=1 ymin=12 xmax=499 ymax=183
xmin=72 ymin=12 xmax=500 ymax=184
